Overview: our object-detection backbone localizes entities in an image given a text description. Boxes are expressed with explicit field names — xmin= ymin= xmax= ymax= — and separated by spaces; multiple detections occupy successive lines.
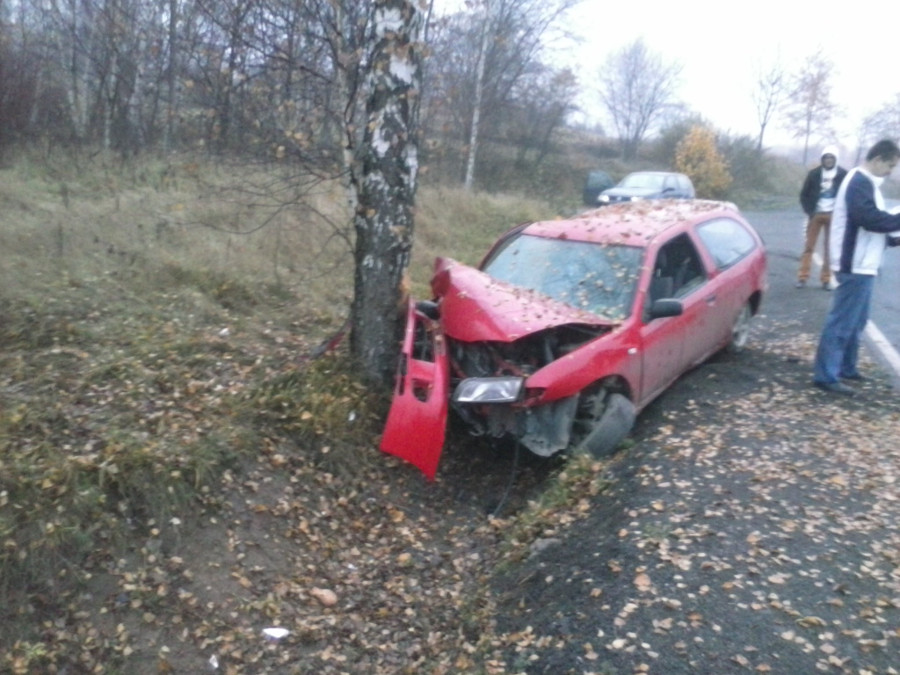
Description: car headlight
xmin=629 ymin=196 xmax=643 ymax=202
xmin=453 ymin=377 xmax=524 ymax=404
xmin=598 ymin=195 xmax=610 ymax=204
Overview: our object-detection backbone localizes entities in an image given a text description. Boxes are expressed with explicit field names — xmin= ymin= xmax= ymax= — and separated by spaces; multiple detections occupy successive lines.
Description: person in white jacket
xmin=813 ymin=139 xmax=900 ymax=395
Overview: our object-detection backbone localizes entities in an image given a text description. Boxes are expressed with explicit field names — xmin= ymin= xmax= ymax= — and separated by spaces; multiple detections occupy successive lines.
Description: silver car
xmin=598 ymin=171 xmax=695 ymax=205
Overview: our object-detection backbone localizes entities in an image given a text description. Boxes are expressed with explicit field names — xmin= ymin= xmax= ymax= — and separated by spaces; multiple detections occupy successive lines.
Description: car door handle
xmin=705 ymin=294 xmax=717 ymax=305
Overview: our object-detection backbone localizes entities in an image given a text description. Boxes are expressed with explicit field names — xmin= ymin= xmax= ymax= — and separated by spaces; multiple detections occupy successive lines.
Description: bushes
xmin=674 ymin=126 xmax=732 ymax=199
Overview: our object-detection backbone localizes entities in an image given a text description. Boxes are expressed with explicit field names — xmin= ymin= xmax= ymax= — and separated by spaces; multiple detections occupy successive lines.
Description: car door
xmin=694 ymin=217 xmax=762 ymax=349
xmin=637 ymin=234 xmax=708 ymax=404
xmin=663 ymin=174 xmax=677 ymax=198
xmin=678 ymin=175 xmax=695 ymax=198
xmin=666 ymin=233 xmax=716 ymax=366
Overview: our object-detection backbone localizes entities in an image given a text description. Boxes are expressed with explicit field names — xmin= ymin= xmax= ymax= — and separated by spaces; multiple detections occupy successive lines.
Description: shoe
xmin=795 ymin=280 xmax=807 ymax=288
xmin=814 ymin=381 xmax=855 ymax=396
xmin=840 ymin=373 xmax=866 ymax=381
xmin=822 ymin=282 xmax=832 ymax=290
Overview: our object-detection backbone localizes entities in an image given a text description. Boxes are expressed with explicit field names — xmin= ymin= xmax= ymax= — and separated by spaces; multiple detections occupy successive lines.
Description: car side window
xmin=696 ymin=218 xmax=758 ymax=269
xmin=649 ymin=234 xmax=706 ymax=302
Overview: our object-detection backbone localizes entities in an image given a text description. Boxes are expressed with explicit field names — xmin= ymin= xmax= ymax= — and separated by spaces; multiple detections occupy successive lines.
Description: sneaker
xmin=814 ymin=381 xmax=855 ymax=396
xmin=840 ymin=372 xmax=866 ymax=381
xmin=822 ymin=282 xmax=832 ymax=290
xmin=795 ymin=280 xmax=807 ymax=288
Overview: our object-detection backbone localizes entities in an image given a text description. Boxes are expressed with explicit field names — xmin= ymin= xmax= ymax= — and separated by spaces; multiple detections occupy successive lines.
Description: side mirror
xmin=648 ymin=298 xmax=683 ymax=320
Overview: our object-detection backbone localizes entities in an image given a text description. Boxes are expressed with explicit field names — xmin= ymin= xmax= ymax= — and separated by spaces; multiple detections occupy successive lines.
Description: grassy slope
xmin=0 ymin=151 xmax=579 ymax=673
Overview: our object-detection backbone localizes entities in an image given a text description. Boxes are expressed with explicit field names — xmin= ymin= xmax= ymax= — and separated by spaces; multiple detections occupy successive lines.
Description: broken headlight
xmin=452 ymin=377 xmax=524 ymax=404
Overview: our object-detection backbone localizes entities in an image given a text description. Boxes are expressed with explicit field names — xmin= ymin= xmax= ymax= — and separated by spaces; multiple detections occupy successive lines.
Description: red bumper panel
xmin=379 ymin=300 xmax=449 ymax=480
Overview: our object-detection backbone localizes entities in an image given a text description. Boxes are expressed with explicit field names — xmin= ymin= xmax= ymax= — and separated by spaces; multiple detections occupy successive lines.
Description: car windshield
xmin=482 ymin=234 xmax=643 ymax=321
xmin=620 ymin=173 xmax=665 ymax=190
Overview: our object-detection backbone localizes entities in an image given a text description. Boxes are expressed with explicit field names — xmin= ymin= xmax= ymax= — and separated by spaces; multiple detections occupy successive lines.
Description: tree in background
xmin=718 ymin=134 xmax=775 ymax=198
xmin=597 ymin=38 xmax=682 ymax=161
xmin=652 ymin=113 xmax=708 ymax=166
xmin=507 ymin=66 xmax=579 ymax=167
xmin=423 ymin=0 xmax=578 ymax=189
xmin=751 ymin=57 xmax=788 ymax=153
xmin=674 ymin=125 xmax=731 ymax=199
xmin=785 ymin=50 xmax=839 ymax=165
xmin=861 ymin=94 xmax=900 ymax=146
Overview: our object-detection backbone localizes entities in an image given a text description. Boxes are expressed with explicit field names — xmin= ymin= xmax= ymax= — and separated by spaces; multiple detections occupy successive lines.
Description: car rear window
xmin=481 ymin=234 xmax=643 ymax=321
xmin=696 ymin=218 xmax=757 ymax=269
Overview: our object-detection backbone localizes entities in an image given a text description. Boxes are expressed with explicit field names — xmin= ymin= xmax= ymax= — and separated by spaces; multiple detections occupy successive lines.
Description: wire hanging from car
xmin=491 ymin=439 xmax=522 ymax=518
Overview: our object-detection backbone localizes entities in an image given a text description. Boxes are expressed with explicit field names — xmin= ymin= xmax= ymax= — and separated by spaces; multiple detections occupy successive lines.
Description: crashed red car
xmin=380 ymin=200 xmax=768 ymax=479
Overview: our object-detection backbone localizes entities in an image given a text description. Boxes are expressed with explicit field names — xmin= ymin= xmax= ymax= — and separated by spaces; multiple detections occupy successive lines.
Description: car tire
xmin=570 ymin=388 xmax=635 ymax=458
xmin=726 ymin=302 xmax=753 ymax=354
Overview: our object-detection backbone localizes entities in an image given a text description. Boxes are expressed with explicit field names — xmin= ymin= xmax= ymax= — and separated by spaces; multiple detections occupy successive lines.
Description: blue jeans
xmin=813 ymin=272 xmax=874 ymax=384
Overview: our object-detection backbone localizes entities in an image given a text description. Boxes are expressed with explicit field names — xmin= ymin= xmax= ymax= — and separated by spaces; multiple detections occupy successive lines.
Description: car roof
xmin=522 ymin=199 xmax=740 ymax=247
xmin=628 ymin=170 xmax=681 ymax=176
xmin=624 ymin=170 xmax=689 ymax=180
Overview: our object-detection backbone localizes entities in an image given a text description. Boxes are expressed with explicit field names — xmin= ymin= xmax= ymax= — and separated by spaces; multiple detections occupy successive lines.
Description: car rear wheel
xmin=726 ymin=302 xmax=752 ymax=354
xmin=570 ymin=386 xmax=635 ymax=458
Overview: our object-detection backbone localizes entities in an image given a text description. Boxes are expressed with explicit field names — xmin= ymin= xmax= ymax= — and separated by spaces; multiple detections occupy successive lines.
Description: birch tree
xmin=349 ymin=0 xmax=423 ymax=385
xmin=426 ymin=0 xmax=576 ymax=188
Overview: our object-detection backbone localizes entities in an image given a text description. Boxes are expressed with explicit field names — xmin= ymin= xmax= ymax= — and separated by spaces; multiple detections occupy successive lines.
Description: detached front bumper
xmin=379 ymin=299 xmax=450 ymax=480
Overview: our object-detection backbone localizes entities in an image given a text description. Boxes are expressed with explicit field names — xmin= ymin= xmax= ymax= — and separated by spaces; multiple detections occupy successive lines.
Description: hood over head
xmin=821 ymin=145 xmax=839 ymax=162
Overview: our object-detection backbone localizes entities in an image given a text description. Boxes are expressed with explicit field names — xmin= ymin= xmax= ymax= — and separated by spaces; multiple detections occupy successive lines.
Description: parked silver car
xmin=598 ymin=171 xmax=695 ymax=205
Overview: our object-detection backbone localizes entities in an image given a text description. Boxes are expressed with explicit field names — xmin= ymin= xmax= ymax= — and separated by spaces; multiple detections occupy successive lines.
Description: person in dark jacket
xmin=813 ymin=139 xmax=900 ymax=395
xmin=797 ymin=146 xmax=848 ymax=289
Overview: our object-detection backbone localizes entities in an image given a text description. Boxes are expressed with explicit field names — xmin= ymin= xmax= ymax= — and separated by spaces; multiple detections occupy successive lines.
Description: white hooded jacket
xmin=829 ymin=166 xmax=900 ymax=275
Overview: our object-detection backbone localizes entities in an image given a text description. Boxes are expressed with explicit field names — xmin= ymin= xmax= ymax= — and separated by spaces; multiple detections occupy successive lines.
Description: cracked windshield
xmin=483 ymin=234 xmax=643 ymax=320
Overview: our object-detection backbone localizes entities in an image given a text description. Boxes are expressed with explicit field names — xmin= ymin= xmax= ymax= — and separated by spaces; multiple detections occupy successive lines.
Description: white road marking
xmin=865 ymin=320 xmax=900 ymax=375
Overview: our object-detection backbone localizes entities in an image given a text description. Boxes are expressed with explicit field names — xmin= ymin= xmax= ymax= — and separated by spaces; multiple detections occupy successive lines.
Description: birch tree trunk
xmin=350 ymin=0 xmax=423 ymax=386
xmin=463 ymin=0 xmax=490 ymax=191
xmin=164 ymin=0 xmax=177 ymax=151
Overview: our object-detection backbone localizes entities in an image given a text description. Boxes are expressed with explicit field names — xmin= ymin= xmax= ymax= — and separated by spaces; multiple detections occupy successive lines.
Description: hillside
xmin=0 ymin=152 xmax=580 ymax=673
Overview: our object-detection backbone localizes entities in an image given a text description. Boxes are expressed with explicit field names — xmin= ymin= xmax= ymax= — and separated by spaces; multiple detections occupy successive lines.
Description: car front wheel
xmin=570 ymin=386 xmax=636 ymax=458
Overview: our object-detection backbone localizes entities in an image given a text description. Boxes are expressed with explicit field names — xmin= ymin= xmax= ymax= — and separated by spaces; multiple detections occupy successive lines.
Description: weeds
xmin=498 ymin=453 xmax=616 ymax=565
xmin=246 ymin=348 xmax=387 ymax=477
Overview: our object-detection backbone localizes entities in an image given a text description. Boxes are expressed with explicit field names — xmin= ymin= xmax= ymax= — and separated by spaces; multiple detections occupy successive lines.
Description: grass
xmin=0 ymin=150 xmax=562 ymax=642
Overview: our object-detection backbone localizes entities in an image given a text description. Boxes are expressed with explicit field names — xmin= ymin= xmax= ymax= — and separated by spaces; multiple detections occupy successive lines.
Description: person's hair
xmin=866 ymin=139 xmax=900 ymax=162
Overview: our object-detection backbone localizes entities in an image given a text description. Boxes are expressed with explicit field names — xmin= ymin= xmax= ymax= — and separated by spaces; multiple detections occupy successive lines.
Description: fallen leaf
xmin=310 ymin=588 xmax=338 ymax=606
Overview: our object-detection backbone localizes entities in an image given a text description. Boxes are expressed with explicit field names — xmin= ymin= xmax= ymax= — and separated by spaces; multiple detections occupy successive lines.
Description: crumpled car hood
xmin=432 ymin=258 xmax=615 ymax=343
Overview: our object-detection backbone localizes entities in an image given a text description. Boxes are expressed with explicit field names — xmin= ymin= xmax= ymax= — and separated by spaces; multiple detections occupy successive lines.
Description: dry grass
xmin=410 ymin=186 xmax=557 ymax=295
xmin=1 ymin=152 xmax=355 ymax=327
xmin=0 ymin=150 xmax=561 ymax=665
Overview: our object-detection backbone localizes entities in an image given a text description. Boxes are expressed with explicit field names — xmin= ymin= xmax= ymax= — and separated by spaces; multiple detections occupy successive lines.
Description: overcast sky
xmin=560 ymin=0 xmax=896 ymax=159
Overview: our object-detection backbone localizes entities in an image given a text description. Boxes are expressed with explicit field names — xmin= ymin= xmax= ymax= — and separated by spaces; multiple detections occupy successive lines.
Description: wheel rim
xmin=571 ymin=389 xmax=607 ymax=445
xmin=732 ymin=304 xmax=751 ymax=350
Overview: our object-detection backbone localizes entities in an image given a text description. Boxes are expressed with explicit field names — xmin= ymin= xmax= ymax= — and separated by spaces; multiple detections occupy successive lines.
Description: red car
xmin=380 ymin=200 xmax=768 ymax=479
